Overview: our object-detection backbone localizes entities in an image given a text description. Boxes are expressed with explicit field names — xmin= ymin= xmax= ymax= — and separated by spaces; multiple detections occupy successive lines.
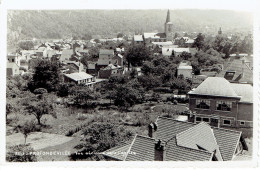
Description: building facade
xmin=187 ymin=77 xmax=253 ymax=137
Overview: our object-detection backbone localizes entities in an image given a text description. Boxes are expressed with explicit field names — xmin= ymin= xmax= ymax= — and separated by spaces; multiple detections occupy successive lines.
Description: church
xmin=133 ymin=10 xmax=174 ymax=45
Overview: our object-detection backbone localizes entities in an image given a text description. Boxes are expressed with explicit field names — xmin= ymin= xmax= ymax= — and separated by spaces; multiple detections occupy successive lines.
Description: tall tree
xmin=125 ymin=44 xmax=151 ymax=69
xmin=193 ymin=33 xmax=205 ymax=51
xmin=28 ymin=59 xmax=61 ymax=92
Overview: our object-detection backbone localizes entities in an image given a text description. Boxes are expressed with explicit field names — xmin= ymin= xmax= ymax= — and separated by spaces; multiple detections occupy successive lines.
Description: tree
xmin=125 ymin=44 xmax=151 ymax=69
xmin=57 ymin=83 xmax=75 ymax=97
xmin=180 ymin=51 xmax=192 ymax=60
xmin=113 ymin=85 xmax=143 ymax=110
xmin=68 ymin=85 xmax=97 ymax=106
xmin=70 ymin=123 xmax=132 ymax=160
xmin=28 ymin=59 xmax=61 ymax=92
xmin=193 ymin=33 xmax=205 ymax=51
xmin=117 ymin=33 xmax=124 ymax=38
xmin=18 ymin=41 xmax=34 ymax=50
xmin=18 ymin=120 xmax=36 ymax=144
xmin=6 ymin=144 xmax=37 ymax=162
xmin=26 ymin=100 xmax=56 ymax=125
xmin=88 ymin=46 xmax=99 ymax=58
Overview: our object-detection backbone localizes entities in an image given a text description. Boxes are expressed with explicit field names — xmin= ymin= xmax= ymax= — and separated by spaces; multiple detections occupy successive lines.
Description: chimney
xmin=148 ymin=122 xmax=157 ymax=138
xmin=241 ymin=59 xmax=244 ymax=78
xmin=154 ymin=140 xmax=166 ymax=161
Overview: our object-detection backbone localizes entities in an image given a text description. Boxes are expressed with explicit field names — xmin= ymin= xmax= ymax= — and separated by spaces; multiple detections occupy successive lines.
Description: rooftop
xmin=103 ymin=117 xmax=243 ymax=161
xmin=99 ymin=49 xmax=114 ymax=55
xmin=133 ymin=35 xmax=143 ymax=42
xmin=188 ymin=77 xmax=240 ymax=98
xmin=64 ymin=72 xmax=93 ymax=81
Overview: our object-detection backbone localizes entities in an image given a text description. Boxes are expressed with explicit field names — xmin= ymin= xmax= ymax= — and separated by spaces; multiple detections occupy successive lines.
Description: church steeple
xmin=218 ymin=27 xmax=222 ymax=35
xmin=166 ymin=9 xmax=171 ymax=23
xmin=165 ymin=9 xmax=173 ymax=41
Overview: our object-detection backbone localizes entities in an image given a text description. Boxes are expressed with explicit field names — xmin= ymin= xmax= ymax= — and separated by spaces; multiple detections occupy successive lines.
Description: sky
xmin=2 ymin=0 xmax=259 ymax=12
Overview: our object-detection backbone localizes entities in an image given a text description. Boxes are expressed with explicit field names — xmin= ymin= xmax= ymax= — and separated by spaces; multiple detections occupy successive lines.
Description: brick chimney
xmin=241 ymin=59 xmax=244 ymax=78
xmin=154 ymin=139 xmax=166 ymax=161
xmin=148 ymin=122 xmax=157 ymax=138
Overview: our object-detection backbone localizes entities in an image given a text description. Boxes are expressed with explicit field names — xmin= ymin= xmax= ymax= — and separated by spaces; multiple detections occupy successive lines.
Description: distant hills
xmin=7 ymin=9 xmax=253 ymax=43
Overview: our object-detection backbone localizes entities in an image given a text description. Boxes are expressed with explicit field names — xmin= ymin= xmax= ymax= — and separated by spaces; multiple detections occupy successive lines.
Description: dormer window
xmin=224 ymin=71 xmax=235 ymax=80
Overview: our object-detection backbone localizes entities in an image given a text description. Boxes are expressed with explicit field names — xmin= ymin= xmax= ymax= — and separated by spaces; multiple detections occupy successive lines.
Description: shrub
xmin=33 ymin=88 xmax=48 ymax=94
xmin=6 ymin=144 xmax=37 ymax=162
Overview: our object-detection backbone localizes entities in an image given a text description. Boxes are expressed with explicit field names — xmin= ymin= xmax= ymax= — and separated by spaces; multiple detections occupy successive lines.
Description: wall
xmin=178 ymin=69 xmax=192 ymax=79
xmin=189 ymin=94 xmax=253 ymax=128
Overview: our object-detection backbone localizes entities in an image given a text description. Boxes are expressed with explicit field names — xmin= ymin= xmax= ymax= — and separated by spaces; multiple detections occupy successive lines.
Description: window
xmin=203 ymin=118 xmax=210 ymax=122
xmin=196 ymin=117 xmax=201 ymax=122
xmin=223 ymin=120 xmax=231 ymax=125
xmin=240 ymin=121 xmax=245 ymax=125
xmin=216 ymin=101 xmax=232 ymax=111
xmin=196 ymin=99 xmax=210 ymax=109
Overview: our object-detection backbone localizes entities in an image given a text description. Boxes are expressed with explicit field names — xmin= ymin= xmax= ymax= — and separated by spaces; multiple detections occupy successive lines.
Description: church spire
xmin=218 ymin=27 xmax=222 ymax=35
xmin=166 ymin=9 xmax=170 ymax=23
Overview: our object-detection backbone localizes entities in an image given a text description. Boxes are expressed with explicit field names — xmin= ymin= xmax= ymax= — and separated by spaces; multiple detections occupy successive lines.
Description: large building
xmin=187 ymin=77 xmax=253 ymax=137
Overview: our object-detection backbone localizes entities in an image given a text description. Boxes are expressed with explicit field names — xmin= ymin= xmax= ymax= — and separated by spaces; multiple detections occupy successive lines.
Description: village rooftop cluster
xmin=6 ymin=10 xmax=253 ymax=162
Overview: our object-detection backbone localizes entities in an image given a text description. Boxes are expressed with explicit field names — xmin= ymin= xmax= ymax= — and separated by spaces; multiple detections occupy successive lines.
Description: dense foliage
xmin=6 ymin=145 xmax=37 ymax=162
xmin=28 ymin=59 xmax=61 ymax=92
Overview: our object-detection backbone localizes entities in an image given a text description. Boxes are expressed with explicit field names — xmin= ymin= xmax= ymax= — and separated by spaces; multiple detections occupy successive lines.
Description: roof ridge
xmin=169 ymin=136 xmax=214 ymax=155
xmin=156 ymin=116 xmax=196 ymax=125
xmin=135 ymin=134 xmax=156 ymax=141
xmin=123 ymin=134 xmax=137 ymax=161
xmin=211 ymin=126 xmax=242 ymax=133
xmin=176 ymin=121 xmax=211 ymax=137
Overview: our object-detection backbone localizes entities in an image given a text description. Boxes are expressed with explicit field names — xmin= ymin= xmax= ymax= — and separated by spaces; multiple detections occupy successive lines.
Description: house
xmin=35 ymin=47 xmax=47 ymax=58
xmin=185 ymin=39 xmax=195 ymax=47
xmin=187 ymin=77 xmax=253 ymax=137
xmin=98 ymin=64 xmax=123 ymax=79
xmin=177 ymin=61 xmax=192 ymax=79
xmin=161 ymin=46 xmax=179 ymax=56
xmin=96 ymin=49 xmax=119 ymax=71
xmin=59 ymin=49 xmax=74 ymax=62
xmin=65 ymin=61 xmax=86 ymax=73
xmin=172 ymin=48 xmax=190 ymax=57
xmin=63 ymin=72 xmax=96 ymax=88
xmin=103 ymin=116 xmax=247 ymax=161
xmin=133 ymin=35 xmax=143 ymax=45
xmin=216 ymin=56 xmax=253 ymax=84
xmin=7 ymin=53 xmax=21 ymax=67
xmin=7 ymin=62 xmax=20 ymax=77
xmin=86 ymin=62 xmax=97 ymax=75
xmin=143 ymin=32 xmax=166 ymax=45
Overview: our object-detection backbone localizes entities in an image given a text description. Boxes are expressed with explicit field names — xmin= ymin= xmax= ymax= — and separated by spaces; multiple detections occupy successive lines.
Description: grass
xmin=6 ymin=100 xmax=192 ymax=161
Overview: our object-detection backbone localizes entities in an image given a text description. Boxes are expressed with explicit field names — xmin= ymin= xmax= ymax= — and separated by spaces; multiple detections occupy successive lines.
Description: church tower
xmin=218 ymin=27 xmax=222 ymax=35
xmin=165 ymin=9 xmax=173 ymax=41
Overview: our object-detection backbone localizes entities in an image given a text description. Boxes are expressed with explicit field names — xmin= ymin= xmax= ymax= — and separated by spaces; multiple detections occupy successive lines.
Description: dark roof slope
xmin=217 ymin=59 xmax=253 ymax=83
xmin=212 ymin=128 xmax=241 ymax=161
xmin=157 ymin=117 xmax=242 ymax=161
xmin=124 ymin=135 xmax=213 ymax=161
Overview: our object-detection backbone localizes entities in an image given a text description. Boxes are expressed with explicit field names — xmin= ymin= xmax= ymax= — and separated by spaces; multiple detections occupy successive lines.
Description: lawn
xmin=6 ymin=132 xmax=75 ymax=150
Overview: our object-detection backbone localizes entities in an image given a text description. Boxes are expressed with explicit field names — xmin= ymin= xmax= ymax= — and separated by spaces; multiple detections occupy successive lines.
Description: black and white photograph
xmin=1 ymin=0 xmax=260 ymax=169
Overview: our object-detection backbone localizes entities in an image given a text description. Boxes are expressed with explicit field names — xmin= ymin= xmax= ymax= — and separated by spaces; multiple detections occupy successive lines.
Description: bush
xmin=6 ymin=144 xmax=37 ymax=162
xmin=153 ymin=87 xmax=173 ymax=93
xmin=65 ymin=120 xmax=92 ymax=136
xmin=33 ymin=88 xmax=48 ymax=94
